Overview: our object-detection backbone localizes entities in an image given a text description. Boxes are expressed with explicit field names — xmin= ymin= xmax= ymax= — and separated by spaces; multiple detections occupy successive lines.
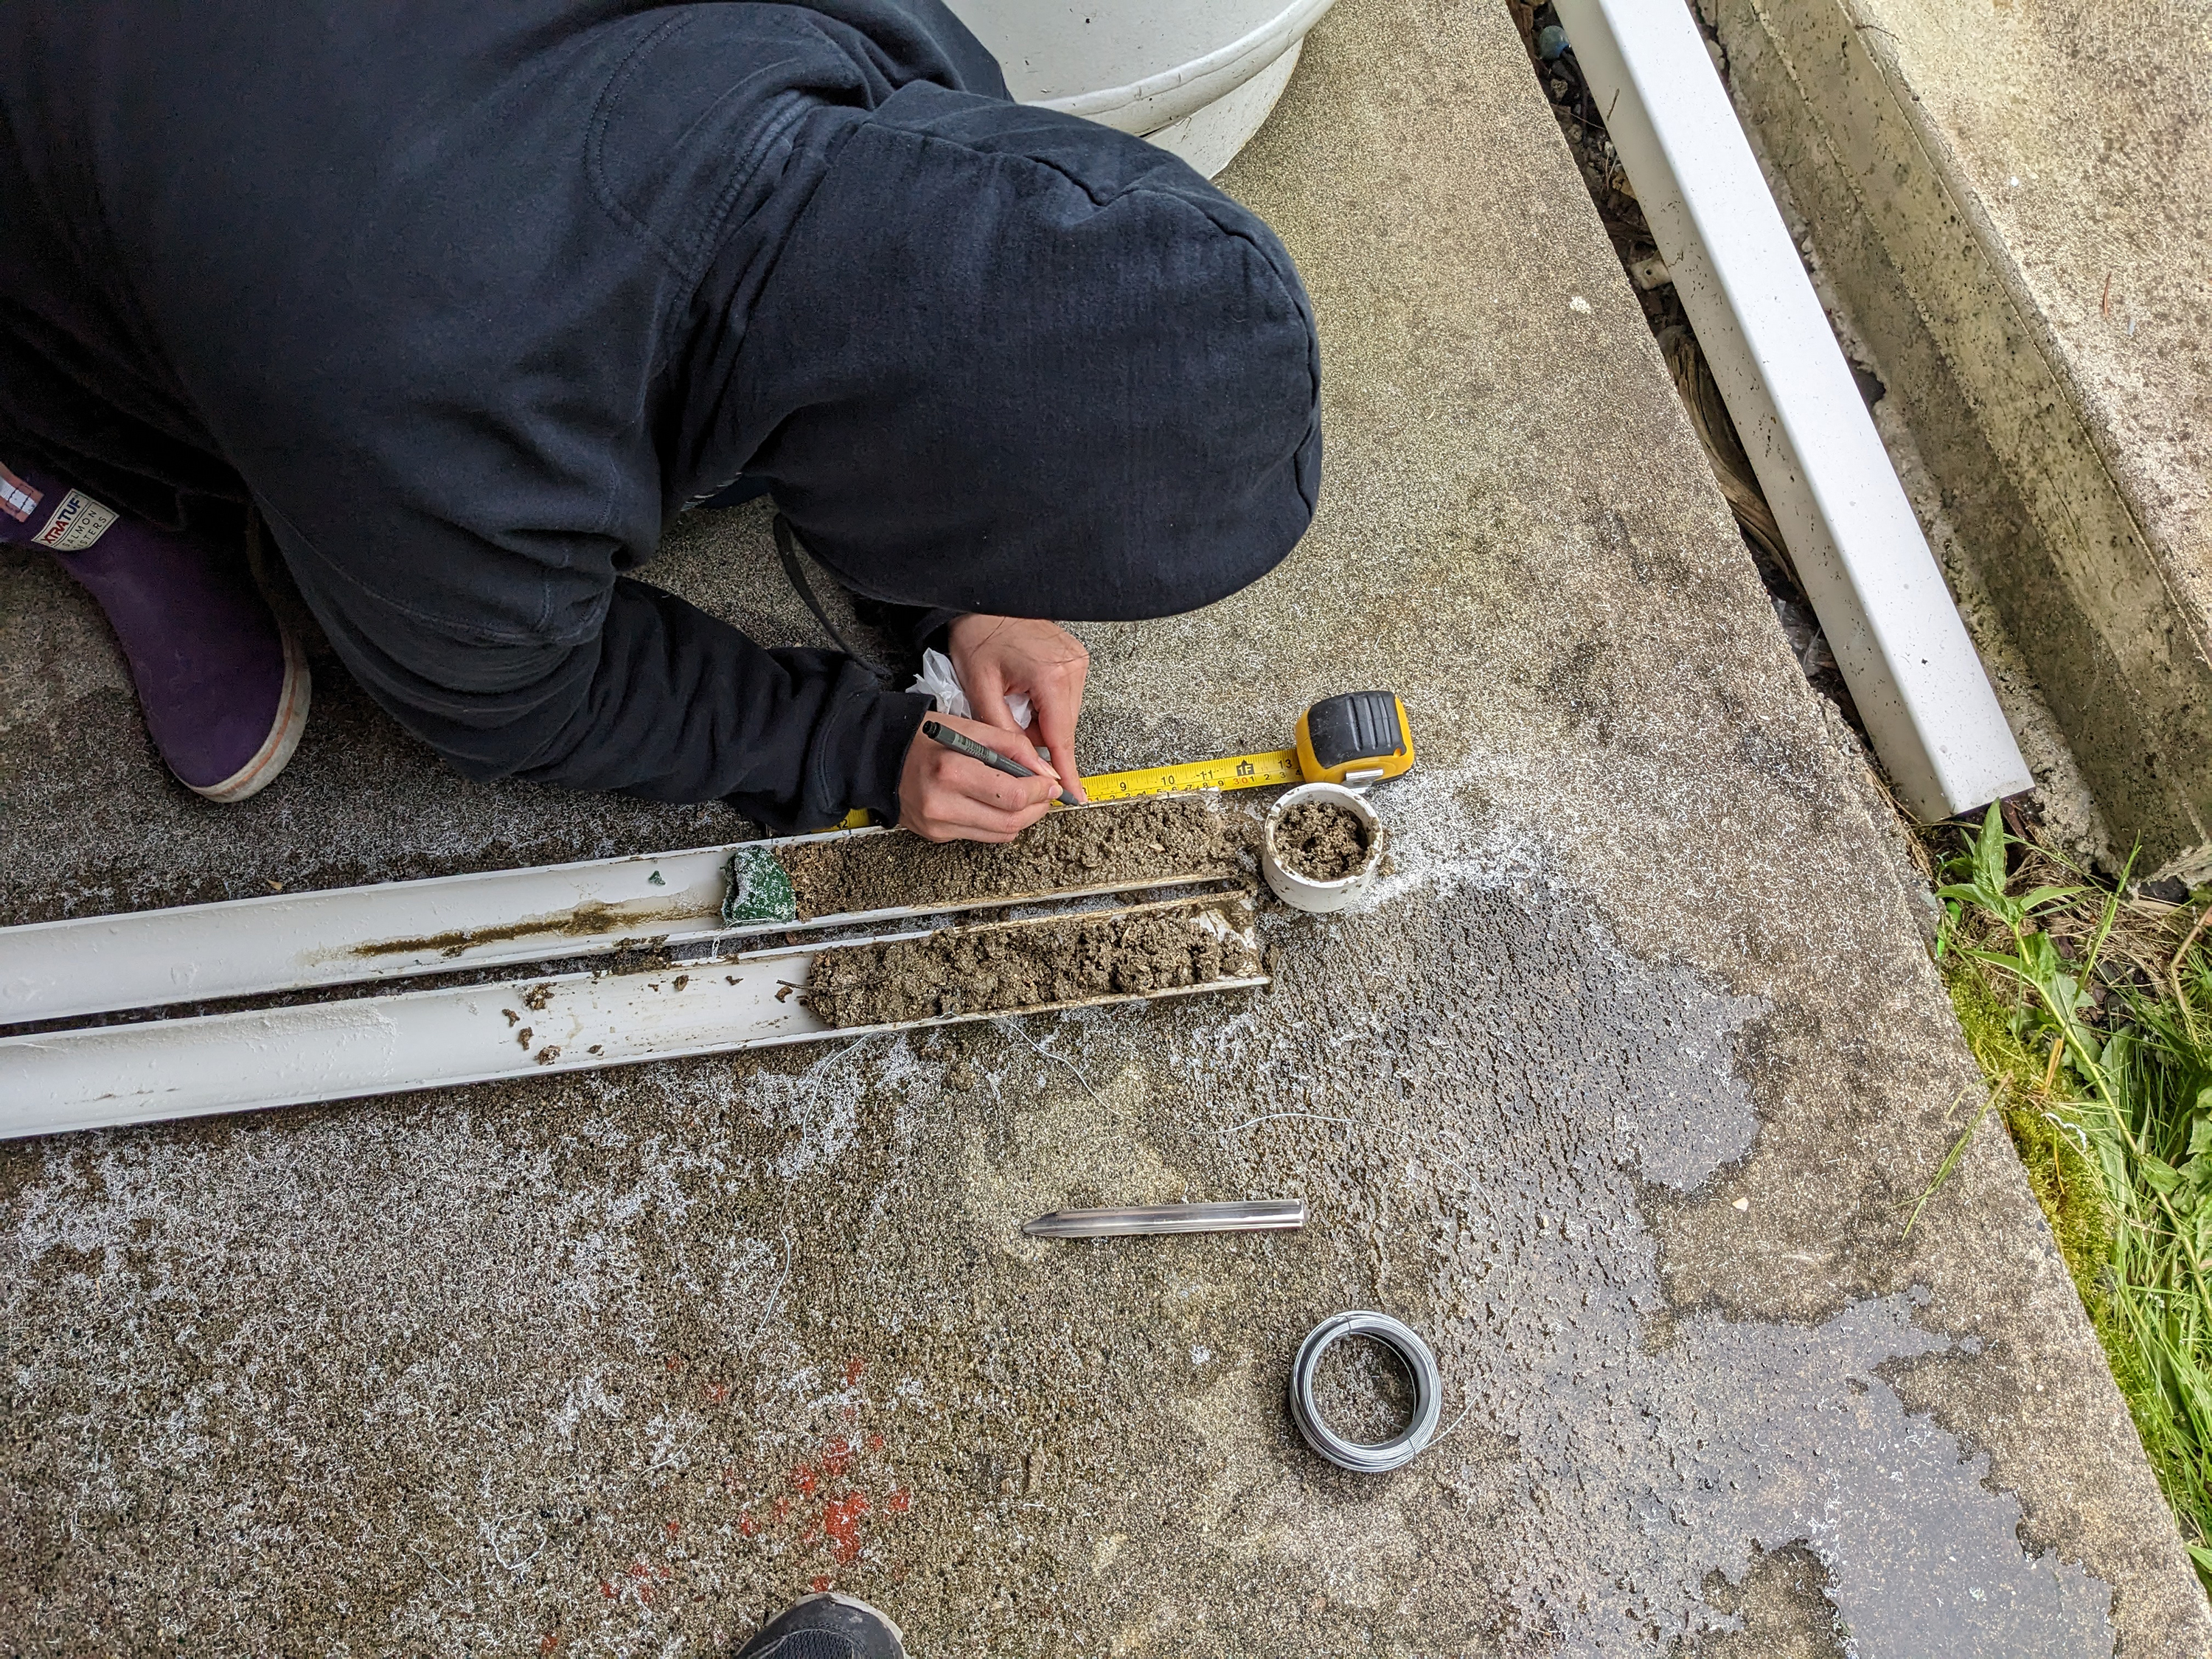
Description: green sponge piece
xmin=723 ymin=846 xmax=798 ymax=925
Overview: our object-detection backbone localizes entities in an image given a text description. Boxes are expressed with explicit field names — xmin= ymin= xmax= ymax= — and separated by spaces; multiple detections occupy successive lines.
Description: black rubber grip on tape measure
xmin=1307 ymin=691 xmax=1404 ymax=769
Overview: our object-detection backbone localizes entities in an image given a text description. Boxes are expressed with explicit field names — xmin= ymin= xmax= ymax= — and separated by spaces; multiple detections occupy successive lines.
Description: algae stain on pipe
xmin=1553 ymin=0 xmax=2030 ymax=818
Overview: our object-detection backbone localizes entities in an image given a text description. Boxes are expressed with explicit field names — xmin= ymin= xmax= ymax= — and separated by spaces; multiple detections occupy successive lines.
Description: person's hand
xmin=945 ymin=613 xmax=1090 ymax=803
xmin=897 ymin=712 xmax=1065 ymax=844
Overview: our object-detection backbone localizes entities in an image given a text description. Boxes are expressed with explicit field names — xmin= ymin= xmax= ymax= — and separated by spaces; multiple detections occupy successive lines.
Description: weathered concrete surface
xmin=1700 ymin=0 xmax=2212 ymax=875
xmin=4 ymin=0 xmax=2208 ymax=1652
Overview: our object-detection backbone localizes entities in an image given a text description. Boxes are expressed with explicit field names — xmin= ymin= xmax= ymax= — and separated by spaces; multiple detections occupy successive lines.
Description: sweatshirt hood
xmin=714 ymin=80 xmax=1322 ymax=622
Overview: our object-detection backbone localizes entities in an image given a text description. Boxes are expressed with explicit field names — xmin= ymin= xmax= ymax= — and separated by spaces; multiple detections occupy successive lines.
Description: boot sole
xmin=190 ymin=631 xmax=312 ymax=804
xmin=782 ymin=1591 xmax=907 ymax=1651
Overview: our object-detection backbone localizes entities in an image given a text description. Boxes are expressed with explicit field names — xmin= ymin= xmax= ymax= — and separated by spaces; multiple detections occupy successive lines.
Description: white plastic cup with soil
xmin=1261 ymin=782 xmax=1384 ymax=914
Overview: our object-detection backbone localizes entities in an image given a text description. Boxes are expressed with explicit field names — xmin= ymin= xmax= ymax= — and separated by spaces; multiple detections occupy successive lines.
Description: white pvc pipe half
xmin=0 ymin=900 xmax=1267 ymax=1141
xmin=0 ymin=937 xmax=838 ymax=1139
xmin=1554 ymin=0 xmax=2030 ymax=818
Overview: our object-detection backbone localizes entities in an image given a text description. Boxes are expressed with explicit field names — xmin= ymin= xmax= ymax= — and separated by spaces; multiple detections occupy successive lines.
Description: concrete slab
xmin=4 ymin=0 xmax=2207 ymax=1652
xmin=1703 ymin=0 xmax=2212 ymax=876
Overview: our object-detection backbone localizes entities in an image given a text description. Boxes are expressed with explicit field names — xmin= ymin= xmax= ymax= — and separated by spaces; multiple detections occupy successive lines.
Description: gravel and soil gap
xmin=1506 ymin=1 xmax=1873 ymax=731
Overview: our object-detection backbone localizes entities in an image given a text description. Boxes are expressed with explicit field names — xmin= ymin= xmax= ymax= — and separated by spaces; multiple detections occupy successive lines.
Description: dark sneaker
xmin=734 ymin=1593 xmax=907 ymax=1659
xmin=4 ymin=466 xmax=309 ymax=801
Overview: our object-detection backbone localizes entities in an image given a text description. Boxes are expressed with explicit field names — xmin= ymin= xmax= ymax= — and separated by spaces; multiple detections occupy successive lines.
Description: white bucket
xmin=1260 ymin=782 xmax=1385 ymax=914
xmin=946 ymin=0 xmax=1337 ymax=178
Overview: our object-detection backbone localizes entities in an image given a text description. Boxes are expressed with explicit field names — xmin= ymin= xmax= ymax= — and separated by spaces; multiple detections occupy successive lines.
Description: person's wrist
xmin=860 ymin=689 xmax=936 ymax=824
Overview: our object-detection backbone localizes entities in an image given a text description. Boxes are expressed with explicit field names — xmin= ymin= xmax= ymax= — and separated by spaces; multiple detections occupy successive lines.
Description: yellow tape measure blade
xmin=1077 ymin=748 xmax=1303 ymax=801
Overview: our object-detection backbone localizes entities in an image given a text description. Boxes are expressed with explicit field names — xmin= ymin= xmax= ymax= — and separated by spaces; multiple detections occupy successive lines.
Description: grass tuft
xmin=1936 ymin=804 xmax=2212 ymax=1583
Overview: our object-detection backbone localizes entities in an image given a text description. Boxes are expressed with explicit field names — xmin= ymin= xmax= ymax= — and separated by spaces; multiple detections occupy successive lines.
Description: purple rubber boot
xmin=1 ymin=459 xmax=310 ymax=801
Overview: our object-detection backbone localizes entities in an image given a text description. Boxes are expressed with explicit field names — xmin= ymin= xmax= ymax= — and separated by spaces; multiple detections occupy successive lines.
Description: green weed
xmin=1937 ymin=804 xmax=2212 ymax=1581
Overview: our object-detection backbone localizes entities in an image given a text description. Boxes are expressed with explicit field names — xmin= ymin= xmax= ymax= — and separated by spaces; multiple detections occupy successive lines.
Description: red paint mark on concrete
xmin=821 ymin=1438 xmax=852 ymax=1478
xmin=844 ymin=1355 xmax=867 ymax=1388
xmin=664 ymin=1353 xmax=684 ymax=1372
xmin=599 ymin=1581 xmax=616 ymax=1599
xmin=539 ymin=1633 xmax=562 ymax=1657
xmin=773 ymin=1496 xmax=792 ymax=1522
xmin=866 ymin=1433 xmax=884 ymax=1453
xmin=664 ymin=1520 xmax=680 ymax=1540
xmin=811 ymin=1574 xmax=832 ymax=1594
xmin=824 ymin=1492 xmax=870 ymax=1565
xmin=789 ymin=1464 xmax=818 ymax=1496
xmin=739 ymin=1514 xmax=758 ymax=1537
xmin=701 ymin=1381 xmax=730 ymax=1405
xmin=886 ymin=1488 xmax=911 ymax=1514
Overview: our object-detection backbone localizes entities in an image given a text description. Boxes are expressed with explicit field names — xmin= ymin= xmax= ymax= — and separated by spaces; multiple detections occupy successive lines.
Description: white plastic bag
xmin=908 ymin=647 xmax=1033 ymax=732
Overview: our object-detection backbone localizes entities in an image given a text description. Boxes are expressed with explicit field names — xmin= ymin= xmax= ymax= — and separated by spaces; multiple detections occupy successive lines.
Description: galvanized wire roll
xmin=1288 ymin=1310 xmax=1443 ymax=1473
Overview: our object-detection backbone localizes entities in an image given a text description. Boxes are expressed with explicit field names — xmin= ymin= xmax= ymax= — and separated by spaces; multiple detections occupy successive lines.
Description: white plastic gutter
xmin=1554 ymin=0 xmax=2030 ymax=818
xmin=0 ymin=894 xmax=1266 ymax=1140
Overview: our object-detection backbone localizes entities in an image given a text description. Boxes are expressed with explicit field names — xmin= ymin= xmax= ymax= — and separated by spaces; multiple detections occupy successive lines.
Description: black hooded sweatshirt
xmin=0 ymin=0 xmax=1321 ymax=830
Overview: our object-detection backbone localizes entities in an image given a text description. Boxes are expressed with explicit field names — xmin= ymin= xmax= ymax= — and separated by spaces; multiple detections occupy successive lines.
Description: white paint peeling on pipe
xmin=1554 ymin=0 xmax=2030 ymax=818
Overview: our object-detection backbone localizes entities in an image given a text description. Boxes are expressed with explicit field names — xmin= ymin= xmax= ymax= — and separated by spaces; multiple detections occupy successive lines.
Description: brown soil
xmin=1271 ymin=801 xmax=1374 ymax=883
xmin=806 ymin=900 xmax=1260 ymax=1028
xmin=1309 ymin=1334 xmax=1416 ymax=1445
xmin=779 ymin=796 xmax=1239 ymax=920
xmin=350 ymin=897 xmax=699 ymax=960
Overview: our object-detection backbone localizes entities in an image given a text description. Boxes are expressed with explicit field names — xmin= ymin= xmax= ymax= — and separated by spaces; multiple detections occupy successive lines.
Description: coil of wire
xmin=1287 ymin=1310 xmax=1443 ymax=1473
